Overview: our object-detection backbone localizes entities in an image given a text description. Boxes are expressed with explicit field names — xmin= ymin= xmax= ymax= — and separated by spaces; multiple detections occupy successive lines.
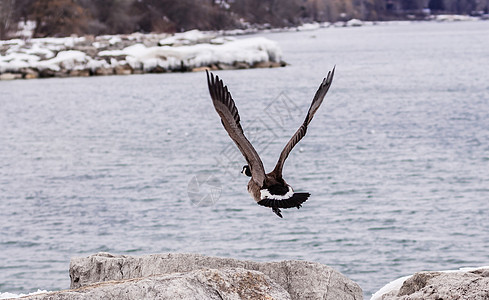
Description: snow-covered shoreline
xmin=1 ymin=15 xmax=486 ymax=81
xmin=370 ymin=265 xmax=489 ymax=299
xmin=0 ymin=289 xmax=48 ymax=299
xmin=0 ymin=30 xmax=285 ymax=80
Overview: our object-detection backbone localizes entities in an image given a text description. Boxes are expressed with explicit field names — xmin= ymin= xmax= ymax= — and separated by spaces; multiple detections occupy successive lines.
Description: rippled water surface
xmin=1 ymin=21 xmax=489 ymax=298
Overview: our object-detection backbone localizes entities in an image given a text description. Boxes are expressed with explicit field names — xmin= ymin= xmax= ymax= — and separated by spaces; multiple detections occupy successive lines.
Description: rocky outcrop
xmin=372 ymin=267 xmax=489 ymax=300
xmin=24 ymin=268 xmax=290 ymax=300
xmin=0 ymin=31 xmax=286 ymax=80
xmin=69 ymin=252 xmax=362 ymax=300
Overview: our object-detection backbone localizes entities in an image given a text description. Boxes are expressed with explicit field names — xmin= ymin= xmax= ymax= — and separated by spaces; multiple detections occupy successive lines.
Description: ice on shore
xmin=370 ymin=265 xmax=489 ymax=300
xmin=296 ymin=22 xmax=321 ymax=31
xmin=0 ymin=50 xmax=109 ymax=73
xmin=0 ymin=30 xmax=283 ymax=78
xmin=36 ymin=50 xmax=91 ymax=71
xmin=0 ymin=289 xmax=49 ymax=299
xmin=434 ymin=14 xmax=480 ymax=21
xmin=346 ymin=19 xmax=364 ymax=27
xmin=99 ymin=37 xmax=281 ymax=72
xmin=158 ymin=29 xmax=216 ymax=46
xmin=370 ymin=275 xmax=411 ymax=300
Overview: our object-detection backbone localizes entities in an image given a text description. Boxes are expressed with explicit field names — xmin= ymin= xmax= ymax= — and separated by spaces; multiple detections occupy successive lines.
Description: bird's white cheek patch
xmin=260 ymin=186 xmax=294 ymax=200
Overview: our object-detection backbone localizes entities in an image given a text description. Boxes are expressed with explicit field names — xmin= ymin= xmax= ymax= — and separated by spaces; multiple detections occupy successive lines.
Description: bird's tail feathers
xmin=258 ymin=192 xmax=310 ymax=209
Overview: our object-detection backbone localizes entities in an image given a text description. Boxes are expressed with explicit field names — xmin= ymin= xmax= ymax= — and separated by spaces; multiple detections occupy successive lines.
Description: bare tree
xmin=80 ymin=0 xmax=138 ymax=35
xmin=3 ymin=0 xmax=480 ymax=40
xmin=31 ymin=0 xmax=88 ymax=37
xmin=0 ymin=0 xmax=17 ymax=39
xmin=231 ymin=0 xmax=302 ymax=27
xmin=132 ymin=0 xmax=236 ymax=32
xmin=428 ymin=0 xmax=445 ymax=12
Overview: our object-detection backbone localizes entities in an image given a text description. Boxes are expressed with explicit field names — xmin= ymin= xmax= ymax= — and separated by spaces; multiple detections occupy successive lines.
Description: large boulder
xmin=24 ymin=268 xmax=290 ymax=300
xmin=70 ymin=252 xmax=362 ymax=300
xmin=372 ymin=267 xmax=489 ymax=300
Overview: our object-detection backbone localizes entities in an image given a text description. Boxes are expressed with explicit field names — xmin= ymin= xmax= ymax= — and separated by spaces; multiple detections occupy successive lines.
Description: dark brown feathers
xmin=206 ymin=70 xmax=266 ymax=186
xmin=206 ymin=67 xmax=335 ymax=188
xmin=271 ymin=67 xmax=335 ymax=177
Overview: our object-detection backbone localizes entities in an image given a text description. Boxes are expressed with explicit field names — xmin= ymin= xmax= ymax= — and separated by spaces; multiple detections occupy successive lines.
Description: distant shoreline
xmin=0 ymin=30 xmax=286 ymax=81
xmin=1 ymin=16 xmax=487 ymax=81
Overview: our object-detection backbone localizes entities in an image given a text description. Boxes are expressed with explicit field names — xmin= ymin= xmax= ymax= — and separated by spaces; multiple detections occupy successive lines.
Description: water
xmin=1 ymin=21 xmax=489 ymax=298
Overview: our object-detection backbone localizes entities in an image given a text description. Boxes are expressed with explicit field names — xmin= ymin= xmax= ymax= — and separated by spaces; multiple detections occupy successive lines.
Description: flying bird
xmin=206 ymin=67 xmax=335 ymax=218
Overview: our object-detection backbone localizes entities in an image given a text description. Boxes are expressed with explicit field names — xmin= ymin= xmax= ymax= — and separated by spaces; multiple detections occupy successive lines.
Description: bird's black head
xmin=241 ymin=165 xmax=252 ymax=177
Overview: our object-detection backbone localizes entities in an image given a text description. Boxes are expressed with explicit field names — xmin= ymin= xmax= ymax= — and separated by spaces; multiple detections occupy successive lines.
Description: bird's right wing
xmin=271 ymin=67 xmax=335 ymax=177
xmin=207 ymin=71 xmax=266 ymax=186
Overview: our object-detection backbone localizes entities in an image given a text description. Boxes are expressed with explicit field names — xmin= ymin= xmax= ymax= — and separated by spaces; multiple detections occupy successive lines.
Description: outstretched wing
xmin=271 ymin=67 xmax=335 ymax=177
xmin=207 ymin=70 xmax=266 ymax=186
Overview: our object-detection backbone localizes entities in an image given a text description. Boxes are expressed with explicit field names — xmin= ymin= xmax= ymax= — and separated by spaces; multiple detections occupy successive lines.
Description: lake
xmin=1 ymin=20 xmax=488 ymax=298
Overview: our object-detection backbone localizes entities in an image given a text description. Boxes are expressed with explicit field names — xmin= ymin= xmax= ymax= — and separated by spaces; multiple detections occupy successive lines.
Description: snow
xmin=435 ymin=14 xmax=479 ymax=21
xmin=99 ymin=43 xmax=145 ymax=57
xmin=370 ymin=266 xmax=489 ymax=300
xmin=0 ymin=28 xmax=282 ymax=77
xmin=370 ymin=275 xmax=411 ymax=300
xmin=297 ymin=22 xmax=321 ymax=31
xmin=159 ymin=29 xmax=214 ymax=46
xmin=220 ymin=28 xmax=254 ymax=36
xmin=109 ymin=36 xmax=122 ymax=45
xmin=209 ymin=36 xmax=236 ymax=45
xmin=99 ymin=37 xmax=282 ymax=71
xmin=0 ymin=39 xmax=25 ymax=46
xmin=1 ymin=18 xmax=484 ymax=80
xmin=20 ymin=43 xmax=55 ymax=59
xmin=0 ymin=289 xmax=49 ymax=299
xmin=0 ymin=49 xmax=109 ymax=73
xmin=0 ymin=53 xmax=40 ymax=73
xmin=15 ymin=21 xmax=36 ymax=38
xmin=32 ymin=36 xmax=86 ymax=47
xmin=346 ymin=19 xmax=364 ymax=27
xmin=36 ymin=50 xmax=90 ymax=71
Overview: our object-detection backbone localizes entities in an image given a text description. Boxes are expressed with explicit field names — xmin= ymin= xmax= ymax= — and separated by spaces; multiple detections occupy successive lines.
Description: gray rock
xmin=73 ymin=45 xmax=98 ymax=57
xmin=376 ymin=267 xmax=489 ymax=300
xmin=39 ymin=69 xmax=56 ymax=78
xmin=94 ymin=67 xmax=114 ymax=76
xmin=233 ymin=61 xmax=251 ymax=69
xmin=149 ymin=65 xmax=167 ymax=73
xmin=0 ymin=73 xmax=22 ymax=80
xmin=217 ymin=63 xmax=235 ymax=70
xmin=253 ymin=61 xmax=282 ymax=68
xmin=25 ymin=268 xmax=290 ymax=300
xmin=69 ymin=252 xmax=362 ymax=300
xmin=23 ymin=69 xmax=39 ymax=79
xmin=69 ymin=69 xmax=90 ymax=77
xmin=114 ymin=64 xmax=133 ymax=75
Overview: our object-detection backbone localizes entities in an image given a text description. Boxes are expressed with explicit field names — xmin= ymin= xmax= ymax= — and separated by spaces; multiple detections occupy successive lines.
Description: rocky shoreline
xmin=19 ymin=252 xmax=363 ymax=300
xmin=3 ymin=253 xmax=488 ymax=299
xmin=0 ymin=30 xmax=285 ymax=81
xmin=372 ymin=267 xmax=489 ymax=299
xmin=0 ymin=59 xmax=285 ymax=81
xmin=2 ymin=16 xmax=487 ymax=81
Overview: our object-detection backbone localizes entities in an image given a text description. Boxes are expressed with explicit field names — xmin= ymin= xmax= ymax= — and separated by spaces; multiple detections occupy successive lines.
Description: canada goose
xmin=206 ymin=67 xmax=335 ymax=218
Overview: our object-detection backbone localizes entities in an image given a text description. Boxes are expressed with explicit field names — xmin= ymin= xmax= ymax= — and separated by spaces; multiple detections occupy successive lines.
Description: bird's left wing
xmin=207 ymin=71 xmax=266 ymax=186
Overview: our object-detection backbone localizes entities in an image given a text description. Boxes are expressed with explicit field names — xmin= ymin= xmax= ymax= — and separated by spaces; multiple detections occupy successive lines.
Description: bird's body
xmin=246 ymin=170 xmax=310 ymax=218
xmin=206 ymin=68 xmax=335 ymax=217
